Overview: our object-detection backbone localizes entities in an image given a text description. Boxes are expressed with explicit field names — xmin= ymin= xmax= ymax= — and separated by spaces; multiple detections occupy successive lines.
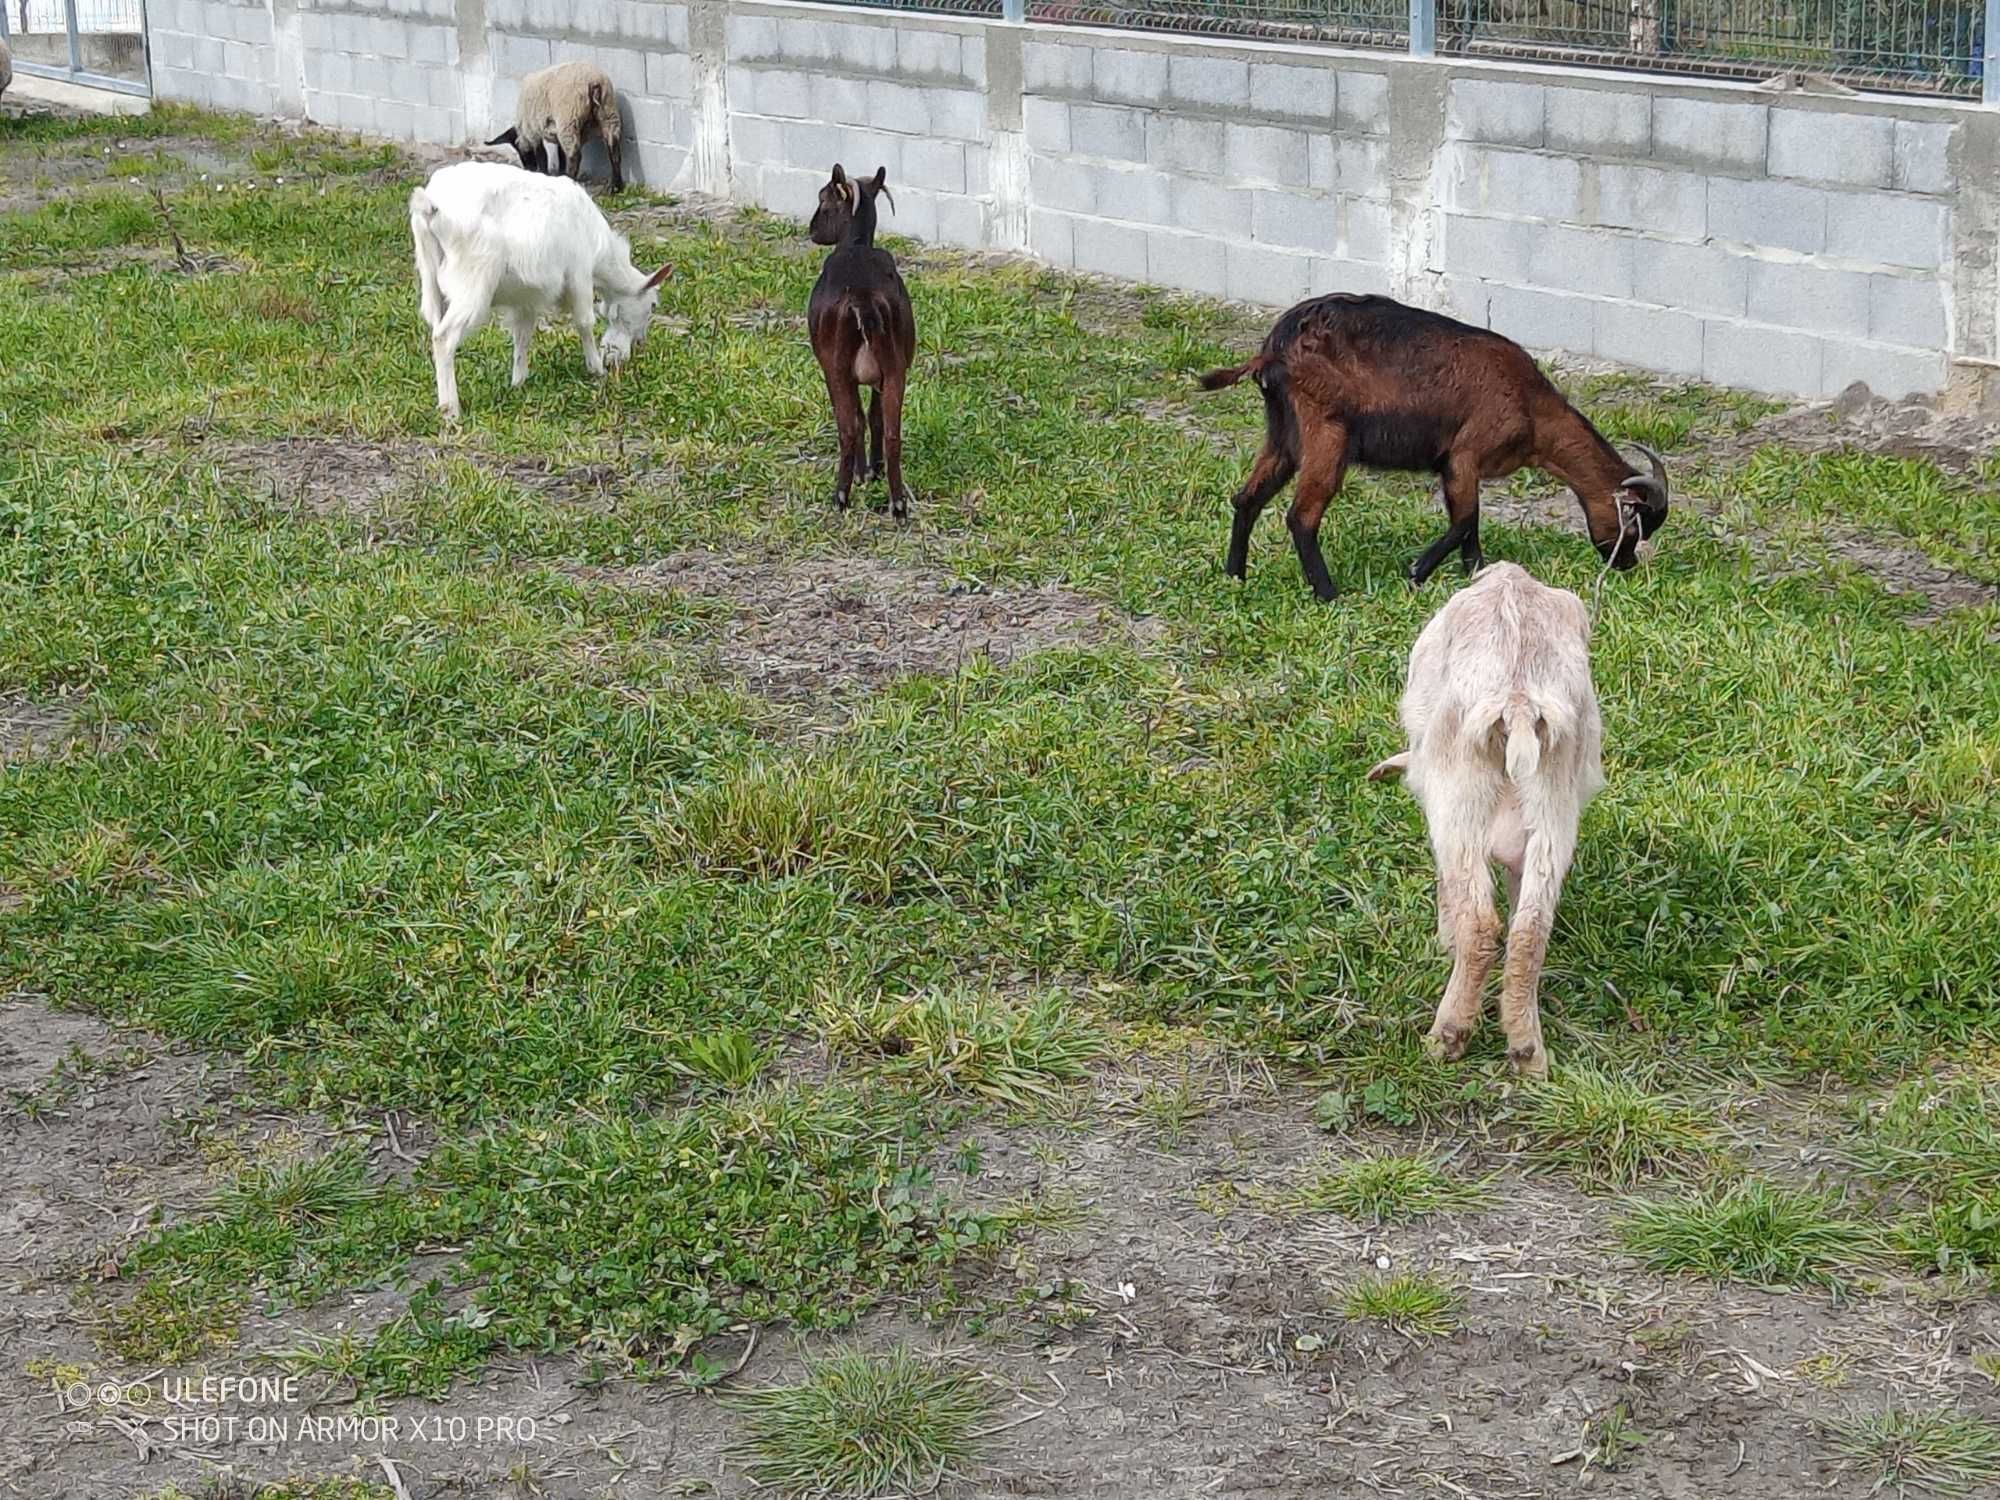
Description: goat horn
xmin=1623 ymin=442 xmax=1669 ymax=505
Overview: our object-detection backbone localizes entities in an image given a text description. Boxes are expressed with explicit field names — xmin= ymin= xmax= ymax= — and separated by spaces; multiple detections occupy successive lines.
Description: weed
xmin=730 ymin=1347 xmax=994 ymax=1496
xmin=818 ymin=986 xmax=1105 ymax=1105
xmin=1828 ymin=1410 xmax=2000 ymax=1496
xmin=1618 ymin=1182 xmax=1878 ymax=1289
xmin=1513 ymin=1068 xmax=1721 ymax=1189
xmin=1341 ymin=1271 xmax=1463 ymax=1340
xmin=1585 ymin=1402 xmax=1648 ymax=1472
xmin=1277 ymin=1150 xmax=1489 ymax=1224
xmin=212 ymin=1147 xmax=378 ymax=1227
xmin=671 ymin=1026 xmax=769 ymax=1092
xmin=654 ymin=758 xmax=914 ymax=903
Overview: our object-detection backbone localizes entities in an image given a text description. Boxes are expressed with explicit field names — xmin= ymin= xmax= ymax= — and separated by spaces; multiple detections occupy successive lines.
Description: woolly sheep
xmin=409 ymin=161 xmax=669 ymax=420
xmin=1367 ymin=563 xmax=1606 ymax=1079
xmin=488 ymin=61 xmax=624 ymax=193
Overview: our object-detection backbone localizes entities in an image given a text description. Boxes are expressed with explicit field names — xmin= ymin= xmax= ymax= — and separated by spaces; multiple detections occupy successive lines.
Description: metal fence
xmin=1026 ymin=0 xmax=1405 ymax=49
xmin=0 ymin=0 xmax=150 ymax=93
xmin=1441 ymin=1 xmax=1986 ymax=96
xmin=1000 ymin=0 xmax=1997 ymax=98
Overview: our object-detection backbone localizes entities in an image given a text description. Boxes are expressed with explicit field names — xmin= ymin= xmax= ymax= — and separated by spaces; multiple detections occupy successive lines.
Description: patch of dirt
xmin=1721 ymin=382 xmax=2000 ymax=475
xmin=7 ymin=245 xmax=245 ymax=287
xmin=576 ymin=550 xmax=1161 ymax=702
xmin=6 ymin=1017 xmax=1997 ymax=1499
xmin=209 ymin=437 xmax=432 ymax=518
xmin=0 ymin=693 xmax=81 ymax=765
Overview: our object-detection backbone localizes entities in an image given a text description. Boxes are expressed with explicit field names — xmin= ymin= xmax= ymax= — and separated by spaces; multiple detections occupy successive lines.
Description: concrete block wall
xmin=724 ymin=9 xmax=993 ymax=247
xmin=299 ymin=0 xmax=466 ymax=145
xmin=148 ymin=0 xmax=279 ymax=116
xmin=1436 ymin=77 xmax=1958 ymax=397
xmin=1020 ymin=33 xmax=1392 ymax=306
xmin=146 ymin=0 xmax=2000 ymax=402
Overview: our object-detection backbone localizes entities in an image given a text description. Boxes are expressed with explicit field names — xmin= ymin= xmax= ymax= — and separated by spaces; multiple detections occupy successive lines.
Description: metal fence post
xmin=1987 ymin=0 xmax=2000 ymax=104
xmin=1409 ymin=0 xmax=1436 ymax=59
xmin=1003 ymin=0 xmax=1024 ymax=23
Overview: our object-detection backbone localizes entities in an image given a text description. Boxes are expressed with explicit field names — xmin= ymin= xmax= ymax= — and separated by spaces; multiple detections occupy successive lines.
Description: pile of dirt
xmin=1725 ymin=383 xmax=2000 ymax=474
xmin=578 ymin=550 xmax=1158 ymax=701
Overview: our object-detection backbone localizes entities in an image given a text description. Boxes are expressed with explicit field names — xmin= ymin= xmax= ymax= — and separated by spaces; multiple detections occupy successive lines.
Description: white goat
xmin=1368 ymin=563 xmax=1604 ymax=1078
xmin=409 ymin=161 xmax=669 ymax=420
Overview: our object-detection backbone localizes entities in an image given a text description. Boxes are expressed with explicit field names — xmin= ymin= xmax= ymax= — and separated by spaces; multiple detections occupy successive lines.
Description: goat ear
xmin=1366 ymin=752 xmax=1410 ymax=782
xmin=830 ymin=163 xmax=846 ymax=185
xmin=642 ymin=263 xmax=673 ymax=291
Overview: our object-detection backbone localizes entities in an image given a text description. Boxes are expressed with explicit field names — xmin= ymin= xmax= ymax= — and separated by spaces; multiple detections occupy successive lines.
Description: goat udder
xmin=853 ymin=346 xmax=882 ymax=385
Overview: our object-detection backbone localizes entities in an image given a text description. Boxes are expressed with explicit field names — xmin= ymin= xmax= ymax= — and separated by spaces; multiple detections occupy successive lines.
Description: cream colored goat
xmin=1368 ymin=563 xmax=1604 ymax=1077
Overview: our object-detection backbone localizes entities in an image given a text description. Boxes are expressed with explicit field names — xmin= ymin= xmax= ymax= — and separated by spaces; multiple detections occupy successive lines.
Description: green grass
xmin=1618 ymin=1182 xmax=1880 ymax=1289
xmin=1513 ymin=1067 xmax=1723 ymax=1189
xmin=0 ymin=115 xmax=1995 ymax=1394
xmin=1828 ymin=1410 xmax=2000 ymax=1496
xmin=1341 ymin=1271 xmax=1463 ymax=1339
xmin=1277 ymin=1149 xmax=1489 ymax=1223
xmin=817 ymin=985 xmax=1107 ymax=1105
xmin=730 ymin=1347 xmax=995 ymax=1496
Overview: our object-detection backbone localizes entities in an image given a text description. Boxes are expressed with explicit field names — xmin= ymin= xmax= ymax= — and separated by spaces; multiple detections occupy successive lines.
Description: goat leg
xmin=881 ymin=372 xmax=910 ymax=522
xmin=1224 ymin=446 xmax=1295 ymax=582
xmin=866 ymin=387 xmax=885 ymax=484
xmin=1428 ymin=866 xmax=1499 ymax=1061
xmin=1409 ymin=514 xmax=1475 ymax=587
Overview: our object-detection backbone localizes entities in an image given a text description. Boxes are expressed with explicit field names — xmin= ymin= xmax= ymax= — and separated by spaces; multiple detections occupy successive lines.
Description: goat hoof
xmin=1425 ymin=1024 xmax=1470 ymax=1062
xmin=1507 ymin=1044 xmax=1549 ymax=1079
xmin=833 ymin=491 xmax=852 ymax=511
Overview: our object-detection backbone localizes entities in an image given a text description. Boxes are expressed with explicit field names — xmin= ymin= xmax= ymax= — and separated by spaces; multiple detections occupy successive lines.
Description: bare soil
xmin=0 ymin=693 xmax=81 ymax=766
xmin=5 ymin=998 xmax=1996 ymax=1499
xmin=571 ymin=550 xmax=1162 ymax=705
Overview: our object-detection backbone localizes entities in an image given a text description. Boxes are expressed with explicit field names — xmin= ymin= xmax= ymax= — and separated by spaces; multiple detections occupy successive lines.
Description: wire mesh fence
xmin=829 ymin=0 xmax=1005 ymax=14
xmin=7 ymin=0 xmax=144 ymax=33
xmin=993 ymin=0 xmax=1990 ymax=95
xmin=1025 ymin=0 xmax=1407 ymax=49
xmin=1441 ymin=1 xmax=1986 ymax=97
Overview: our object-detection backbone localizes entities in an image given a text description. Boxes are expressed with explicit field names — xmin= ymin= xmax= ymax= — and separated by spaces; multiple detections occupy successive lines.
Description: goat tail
xmin=1198 ymin=355 xmax=1267 ymax=392
xmin=848 ymin=290 xmax=892 ymax=351
xmin=1502 ymin=700 xmax=1542 ymax=783
xmin=409 ymin=187 xmax=445 ymax=333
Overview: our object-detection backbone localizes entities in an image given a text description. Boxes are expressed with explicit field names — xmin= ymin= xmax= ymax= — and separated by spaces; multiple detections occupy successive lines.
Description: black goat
xmin=1201 ymin=294 xmax=1669 ymax=601
xmin=806 ymin=164 xmax=916 ymax=519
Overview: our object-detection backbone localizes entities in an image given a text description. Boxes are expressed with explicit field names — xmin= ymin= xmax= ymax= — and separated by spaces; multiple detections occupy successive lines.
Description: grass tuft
xmin=1828 ymin=1410 xmax=2000 ymax=1496
xmin=1341 ymin=1271 xmax=1463 ymax=1340
xmin=730 ymin=1348 xmax=994 ymax=1496
xmin=655 ymin=759 xmax=912 ymax=902
xmin=211 ymin=1147 xmax=378 ymax=1228
xmin=1514 ymin=1068 xmax=1722 ymax=1189
xmin=1617 ymin=1181 xmax=1877 ymax=1289
xmin=818 ymin=986 xmax=1105 ymax=1105
xmin=1278 ymin=1150 xmax=1489 ymax=1224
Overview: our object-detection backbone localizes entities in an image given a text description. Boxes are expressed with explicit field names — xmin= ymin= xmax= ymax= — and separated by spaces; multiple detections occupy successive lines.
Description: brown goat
xmin=1201 ymin=294 xmax=1669 ymax=601
xmin=807 ymin=164 xmax=916 ymax=519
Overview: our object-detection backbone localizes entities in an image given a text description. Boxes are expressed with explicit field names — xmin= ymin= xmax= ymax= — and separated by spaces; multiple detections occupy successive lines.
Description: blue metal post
xmin=1003 ymin=0 xmax=1025 ymax=23
xmin=1410 ymin=0 xmax=1436 ymax=59
xmin=1986 ymin=0 xmax=2000 ymax=104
